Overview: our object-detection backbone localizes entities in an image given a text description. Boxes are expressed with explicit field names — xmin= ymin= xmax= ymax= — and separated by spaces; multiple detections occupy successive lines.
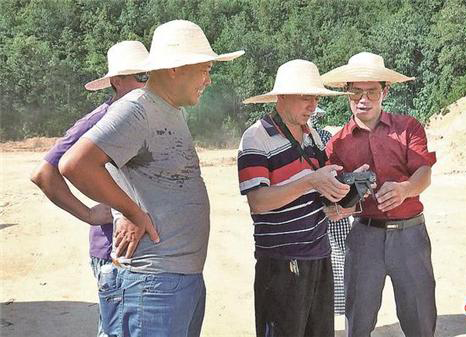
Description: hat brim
xmin=143 ymin=50 xmax=245 ymax=71
xmin=84 ymin=68 xmax=147 ymax=91
xmin=243 ymin=88 xmax=350 ymax=104
xmin=321 ymin=65 xmax=415 ymax=88
xmin=85 ymin=77 xmax=111 ymax=91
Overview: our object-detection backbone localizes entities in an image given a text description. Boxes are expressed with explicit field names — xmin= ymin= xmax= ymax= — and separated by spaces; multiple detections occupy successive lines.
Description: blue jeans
xmin=99 ymin=267 xmax=206 ymax=337
xmin=90 ymin=256 xmax=113 ymax=337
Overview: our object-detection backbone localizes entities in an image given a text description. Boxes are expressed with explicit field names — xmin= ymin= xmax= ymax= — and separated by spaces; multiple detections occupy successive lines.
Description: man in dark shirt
xmin=238 ymin=59 xmax=350 ymax=337
xmin=322 ymin=52 xmax=437 ymax=337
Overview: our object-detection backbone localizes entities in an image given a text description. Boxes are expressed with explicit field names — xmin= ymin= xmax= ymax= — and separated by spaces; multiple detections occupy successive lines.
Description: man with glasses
xmin=322 ymin=52 xmax=437 ymax=337
xmin=31 ymin=40 xmax=149 ymax=337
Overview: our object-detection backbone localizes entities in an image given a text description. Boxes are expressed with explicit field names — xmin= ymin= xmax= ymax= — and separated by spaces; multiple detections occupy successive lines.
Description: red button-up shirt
xmin=326 ymin=111 xmax=436 ymax=220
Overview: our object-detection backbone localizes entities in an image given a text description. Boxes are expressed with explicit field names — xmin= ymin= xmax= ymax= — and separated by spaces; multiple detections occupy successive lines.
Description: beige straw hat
xmin=144 ymin=20 xmax=244 ymax=71
xmin=321 ymin=52 xmax=415 ymax=88
xmin=243 ymin=59 xmax=348 ymax=104
xmin=85 ymin=41 xmax=149 ymax=91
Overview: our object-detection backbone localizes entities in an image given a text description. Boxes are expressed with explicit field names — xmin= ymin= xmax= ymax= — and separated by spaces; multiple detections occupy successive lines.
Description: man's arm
xmin=375 ymin=118 xmax=435 ymax=212
xmin=59 ymin=137 xmax=159 ymax=257
xmin=247 ymin=165 xmax=349 ymax=213
xmin=375 ymin=118 xmax=435 ymax=213
xmin=31 ymin=160 xmax=112 ymax=225
xmin=376 ymin=165 xmax=431 ymax=212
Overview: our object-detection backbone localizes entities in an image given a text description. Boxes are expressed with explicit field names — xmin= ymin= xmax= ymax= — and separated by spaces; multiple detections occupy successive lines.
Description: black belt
xmin=357 ymin=214 xmax=425 ymax=230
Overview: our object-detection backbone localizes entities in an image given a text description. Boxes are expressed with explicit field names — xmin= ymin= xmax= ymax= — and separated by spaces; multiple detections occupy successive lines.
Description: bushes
xmin=1 ymin=0 xmax=465 ymax=142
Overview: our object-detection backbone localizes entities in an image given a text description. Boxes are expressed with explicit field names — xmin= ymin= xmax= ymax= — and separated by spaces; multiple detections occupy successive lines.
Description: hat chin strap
xmin=272 ymin=111 xmax=326 ymax=171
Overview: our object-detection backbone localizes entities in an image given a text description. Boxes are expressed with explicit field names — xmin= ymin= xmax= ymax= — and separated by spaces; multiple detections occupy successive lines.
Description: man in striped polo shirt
xmin=238 ymin=60 xmax=350 ymax=337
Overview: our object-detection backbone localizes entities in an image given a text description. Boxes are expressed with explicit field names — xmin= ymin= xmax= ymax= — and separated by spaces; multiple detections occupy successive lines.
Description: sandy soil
xmin=1 ymin=101 xmax=465 ymax=336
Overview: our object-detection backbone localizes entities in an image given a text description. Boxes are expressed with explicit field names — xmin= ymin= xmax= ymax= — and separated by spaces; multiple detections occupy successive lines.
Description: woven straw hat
xmin=243 ymin=59 xmax=348 ymax=104
xmin=321 ymin=52 xmax=415 ymax=88
xmin=144 ymin=20 xmax=244 ymax=71
xmin=85 ymin=41 xmax=149 ymax=91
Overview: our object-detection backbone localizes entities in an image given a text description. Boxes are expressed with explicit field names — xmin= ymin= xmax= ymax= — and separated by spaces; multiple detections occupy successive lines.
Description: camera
xmin=323 ymin=171 xmax=376 ymax=208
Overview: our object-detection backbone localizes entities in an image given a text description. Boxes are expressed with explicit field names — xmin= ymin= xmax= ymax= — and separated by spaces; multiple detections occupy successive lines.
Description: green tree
xmin=1 ymin=0 xmax=464 ymax=141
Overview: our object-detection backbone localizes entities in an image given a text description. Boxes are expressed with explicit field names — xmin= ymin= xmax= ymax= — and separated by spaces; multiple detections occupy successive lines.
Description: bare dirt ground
xmin=1 ymin=99 xmax=465 ymax=336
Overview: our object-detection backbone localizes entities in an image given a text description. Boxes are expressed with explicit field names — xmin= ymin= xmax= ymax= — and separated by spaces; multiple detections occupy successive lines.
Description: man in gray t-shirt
xmin=60 ymin=20 xmax=244 ymax=336
xmin=85 ymin=88 xmax=211 ymax=274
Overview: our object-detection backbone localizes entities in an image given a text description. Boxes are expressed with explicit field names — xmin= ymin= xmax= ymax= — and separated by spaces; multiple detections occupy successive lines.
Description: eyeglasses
xmin=134 ymin=73 xmax=148 ymax=83
xmin=348 ymin=88 xmax=382 ymax=101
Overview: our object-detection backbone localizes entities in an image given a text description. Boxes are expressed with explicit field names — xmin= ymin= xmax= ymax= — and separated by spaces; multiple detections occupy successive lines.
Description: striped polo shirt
xmin=238 ymin=114 xmax=331 ymax=260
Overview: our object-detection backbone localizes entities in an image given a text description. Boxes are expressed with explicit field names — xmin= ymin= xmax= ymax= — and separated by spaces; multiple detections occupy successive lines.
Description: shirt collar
xmin=379 ymin=110 xmax=391 ymax=126
xmin=349 ymin=110 xmax=391 ymax=134
xmin=261 ymin=114 xmax=279 ymax=136
xmin=261 ymin=113 xmax=311 ymax=137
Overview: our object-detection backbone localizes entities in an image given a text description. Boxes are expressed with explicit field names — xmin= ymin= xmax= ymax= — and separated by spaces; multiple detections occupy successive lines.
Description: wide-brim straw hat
xmin=243 ymin=59 xmax=349 ymax=104
xmin=321 ymin=52 xmax=415 ymax=88
xmin=85 ymin=41 xmax=149 ymax=91
xmin=144 ymin=20 xmax=244 ymax=71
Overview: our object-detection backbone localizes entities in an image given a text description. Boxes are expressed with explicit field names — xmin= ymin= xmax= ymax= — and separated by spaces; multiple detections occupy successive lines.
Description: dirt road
xmin=1 ymin=145 xmax=465 ymax=336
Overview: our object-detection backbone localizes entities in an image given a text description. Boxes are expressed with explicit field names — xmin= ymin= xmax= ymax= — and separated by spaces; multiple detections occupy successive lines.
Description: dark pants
xmin=345 ymin=220 xmax=437 ymax=337
xmin=254 ymin=256 xmax=334 ymax=337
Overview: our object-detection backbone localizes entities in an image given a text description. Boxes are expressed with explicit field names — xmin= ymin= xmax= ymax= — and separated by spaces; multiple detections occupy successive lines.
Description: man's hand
xmin=307 ymin=165 xmax=350 ymax=202
xmin=354 ymin=164 xmax=370 ymax=173
xmin=324 ymin=204 xmax=356 ymax=221
xmin=114 ymin=213 xmax=160 ymax=258
xmin=376 ymin=181 xmax=408 ymax=212
xmin=354 ymin=164 xmax=377 ymax=197
xmin=88 ymin=203 xmax=113 ymax=225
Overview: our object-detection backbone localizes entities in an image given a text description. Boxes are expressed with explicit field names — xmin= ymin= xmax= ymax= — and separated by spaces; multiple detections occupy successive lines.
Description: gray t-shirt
xmin=84 ymin=88 xmax=210 ymax=274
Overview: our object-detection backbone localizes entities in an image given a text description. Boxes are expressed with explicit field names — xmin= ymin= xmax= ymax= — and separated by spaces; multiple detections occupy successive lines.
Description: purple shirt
xmin=44 ymin=99 xmax=113 ymax=260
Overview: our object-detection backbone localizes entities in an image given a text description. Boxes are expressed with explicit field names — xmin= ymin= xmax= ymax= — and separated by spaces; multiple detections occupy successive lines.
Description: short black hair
xmin=134 ymin=72 xmax=148 ymax=83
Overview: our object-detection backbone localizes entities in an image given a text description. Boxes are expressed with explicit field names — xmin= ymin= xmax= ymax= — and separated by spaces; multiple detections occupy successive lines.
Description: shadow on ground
xmin=335 ymin=314 xmax=466 ymax=337
xmin=0 ymin=224 xmax=18 ymax=230
xmin=1 ymin=301 xmax=465 ymax=337
xmin=1 ymin=301 xmax=98 ymax=337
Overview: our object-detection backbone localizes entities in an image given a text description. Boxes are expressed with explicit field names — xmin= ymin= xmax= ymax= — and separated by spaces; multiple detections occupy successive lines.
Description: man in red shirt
xmin=322 ymin=52 xmax=437 ymax=337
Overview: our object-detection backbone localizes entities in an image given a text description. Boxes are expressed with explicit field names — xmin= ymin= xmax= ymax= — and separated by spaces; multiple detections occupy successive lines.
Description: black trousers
xmin=254 ymin=256 xmax=334 ymax=337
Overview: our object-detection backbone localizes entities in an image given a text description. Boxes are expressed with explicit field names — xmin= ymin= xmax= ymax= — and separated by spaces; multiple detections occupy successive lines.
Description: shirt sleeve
xmin=406 ymin=119 xmax=436 ymax=174
xmin=83 ymin=100 xmax=149 ymax=168
xmin=237 ymin=128 xmax=270 ymax=195
xmin=44 ymin=109 xmax=106 ymax=167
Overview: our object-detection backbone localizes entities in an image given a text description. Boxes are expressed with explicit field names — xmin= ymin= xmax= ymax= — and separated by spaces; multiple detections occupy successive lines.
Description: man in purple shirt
xmin=30 ymin=40 xmax=149 ymax=337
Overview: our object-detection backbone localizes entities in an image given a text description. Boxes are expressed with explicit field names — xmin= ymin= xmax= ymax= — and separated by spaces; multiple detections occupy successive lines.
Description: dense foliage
xmin=1 ymin=0 xmax=465 ymax=144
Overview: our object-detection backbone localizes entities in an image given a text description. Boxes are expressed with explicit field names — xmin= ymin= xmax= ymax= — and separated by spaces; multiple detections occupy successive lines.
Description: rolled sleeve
xmin=406 ymin=120 xmax=436 ymax=174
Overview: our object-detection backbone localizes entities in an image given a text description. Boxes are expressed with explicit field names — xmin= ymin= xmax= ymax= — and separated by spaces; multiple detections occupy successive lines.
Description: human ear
xmin=166 ymin=68 xmax=178 ymax=79
xmin=381 ymin=86 xmax=390 ymax=100
xmin=110 ymin=76 xmax=122 ymax=90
